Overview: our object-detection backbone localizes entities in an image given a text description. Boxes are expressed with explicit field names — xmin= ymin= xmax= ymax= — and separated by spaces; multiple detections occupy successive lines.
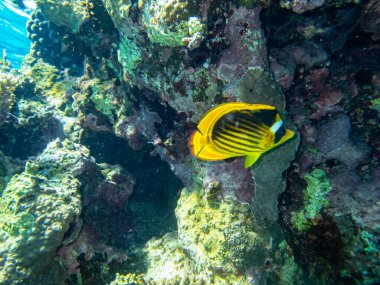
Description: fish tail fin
xmin=189 ymin=131 xmax=197 ymax=156
xmin=196 ymin=145 xmax=206 ymax=158
xmin=244 ymin=153 xmax=262 ymax=168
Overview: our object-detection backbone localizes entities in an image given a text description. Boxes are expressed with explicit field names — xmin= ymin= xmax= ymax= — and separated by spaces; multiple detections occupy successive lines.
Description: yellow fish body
xmin=189 ymin=102 xmax=295 ymax=168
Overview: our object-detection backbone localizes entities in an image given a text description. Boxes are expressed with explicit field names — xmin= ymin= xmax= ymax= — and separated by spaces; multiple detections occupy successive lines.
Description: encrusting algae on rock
xmin=1 ymin=0 xmax=379 ymax=284
xmin=291 ymin=168 xmax=332 ymax=231
xmin=0 ymin=140 xmax=84 ymax=285
xmin=112 ymin=186 xmax=271 ymax=285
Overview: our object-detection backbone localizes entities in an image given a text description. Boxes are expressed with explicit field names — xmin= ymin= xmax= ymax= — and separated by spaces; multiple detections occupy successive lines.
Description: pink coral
xmin=57 ymin=225 xmax=128 ymax=275
xmin=115 ymin=105 xmax=162 ymax=150
xmin=204 ymin=158 xmax=255 ymax=203
xmin=217 ymin=7 xmax=266 ymax=83
xmin=98 ymin=171 xmax=136 ymax=211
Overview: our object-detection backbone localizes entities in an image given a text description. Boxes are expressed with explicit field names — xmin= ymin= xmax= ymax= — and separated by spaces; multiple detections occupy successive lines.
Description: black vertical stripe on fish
xmin=236 ymin=118 xmax=268 ymax=135
xmin=214 ymin=140 xmax=244 ymax=155
xmin=274 ymin=124 xmax=287 ymax=144
xmin=215 ymin=132 xmax=260 ymax=152
xmin=227 ymin=122 xmax=267 ymax=140
xmin=214 ymin=136 xmax=254 ymax=154
xmin=215 ymin=132 xmax=267 ymax=153
xmin=222 ymin=130 xmax=264 ymax=148
xmin=213 ymin=125 xmax=264 ymax=149
xmin=215 ymin=132 xmax=263 ymax=152
xmin=215 ymin=123 xmax=263 ymax=142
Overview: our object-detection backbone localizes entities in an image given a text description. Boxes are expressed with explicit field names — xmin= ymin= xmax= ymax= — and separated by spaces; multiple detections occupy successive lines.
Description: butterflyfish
xmin=189 ymin=102 xmax=295 ymax=168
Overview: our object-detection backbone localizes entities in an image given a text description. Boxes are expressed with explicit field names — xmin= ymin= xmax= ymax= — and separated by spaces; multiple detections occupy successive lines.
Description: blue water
xmin=0 ymin=0 xmax=31 ymax=68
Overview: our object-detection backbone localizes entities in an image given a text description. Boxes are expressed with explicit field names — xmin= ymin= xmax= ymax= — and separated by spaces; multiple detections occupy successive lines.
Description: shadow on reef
xmin=81 ymin=130 xmax=183 ymax=248
xmin=0 ymin=112 xmax=64 ymax=160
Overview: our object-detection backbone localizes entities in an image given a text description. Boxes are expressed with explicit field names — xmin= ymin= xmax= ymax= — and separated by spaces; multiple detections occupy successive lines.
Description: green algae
xmin=292 ymin=169 xmax=332 ymax=231
xmin=21 ymin=58 xmax=73 ymax=110
xmin=0 ymin=140 xmax=86 ymax=284
xmin=114 ymin=186 xmax=268 ymax=284
xmin=143 ymin=0 xmax=205 ymax=48
xmin=370 ymin=97 xmax=380 ymax=113
xmin=360 ymin=230 xmax=379 ymax=254
xmin=35 ymin=0 xmax=90 ymax=33
xmin=118 ymin=35 xmax=142 ymax=78
xmin=101 ymin=0 xmax=132 ymax=28
xmin=0 ymin=69 xmax=18 ymax=125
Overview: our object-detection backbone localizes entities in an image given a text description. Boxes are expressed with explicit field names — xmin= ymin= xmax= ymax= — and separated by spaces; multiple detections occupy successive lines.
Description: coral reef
xmin=0 ymin=140 xmax=83 ymax=284
xmin=143 ymin=0 xmax=205 ymax=48
xmin=291 ymin=169 xmax=331 ymax=231
xmin=35 ymin=0 xmax=90 ymax=33
xmin=280 ymin=0 xmax=326 ymax=14
xmin=101 ymin=0 xmax=132 ymax=29
xmin=0 ymin=63 xmax=18 ymax=125
xmin=113 ymin=187 xmax=270 ymax=284
xmin=26 ymin=10 xmax=62 ymax=66
xmin=0 ymin=0 xmax=379 ymax=284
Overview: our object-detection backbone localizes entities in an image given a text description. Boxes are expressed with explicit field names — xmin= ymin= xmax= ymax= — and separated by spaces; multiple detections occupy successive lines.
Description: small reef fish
xmin=189 ymin=102 xmax=295 ymax=168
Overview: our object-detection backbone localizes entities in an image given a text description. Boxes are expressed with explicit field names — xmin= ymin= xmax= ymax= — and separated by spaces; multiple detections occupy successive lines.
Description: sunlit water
xmin=0 ymin=0 xmax=32 ymax=68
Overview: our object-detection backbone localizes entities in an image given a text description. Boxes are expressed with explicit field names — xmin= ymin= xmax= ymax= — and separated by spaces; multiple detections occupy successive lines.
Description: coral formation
xmin=0 ymin=140 xmax=83 ymax=284
xmin=291 ymin=169 xmax=331 ymax=231
xmin=117 ymin=35 xmax=142 ymax=78
xmin=1 ymin=0 xmax=379 ymax=284
xmin=143 ymin=0 xmax=205 ymax=48
xmin=101 ymin=0 xmax=132 ymax=29
xmin=20 ymin=58 xmax=74 ymax=109
xmin=113 ymin=187 xmax=271 ymax=284
xmin=280 ymin=0 xmax=326 ymax=13
xmin=0 ymin=70 xmax=18 ymax=125
xmin=35 ymin=0 xmax=90 ymax=33
xmin=26 ymin=10 xmax=62 ymax=65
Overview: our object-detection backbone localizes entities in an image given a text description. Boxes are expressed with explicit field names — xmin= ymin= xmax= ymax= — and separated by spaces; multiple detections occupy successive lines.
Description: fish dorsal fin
xmin=197 ymin=102 xmax=275 ymax=136
xmin=244 ymin=153 xmax=262 ymax=168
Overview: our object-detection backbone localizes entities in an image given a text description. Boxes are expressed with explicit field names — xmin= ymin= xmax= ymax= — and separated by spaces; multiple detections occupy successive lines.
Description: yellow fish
xmin=189 ymin=102 xmax=295 ymax=168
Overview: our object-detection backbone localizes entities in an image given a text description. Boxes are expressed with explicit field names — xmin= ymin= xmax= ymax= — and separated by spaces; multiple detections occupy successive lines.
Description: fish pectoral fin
xmin=244 ymin=153 xmax=262 ymax=168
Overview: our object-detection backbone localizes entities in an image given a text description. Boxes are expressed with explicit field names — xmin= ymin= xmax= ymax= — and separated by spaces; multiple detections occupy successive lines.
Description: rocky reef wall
xmin=0 ymin=0 xmax=379 ymax=284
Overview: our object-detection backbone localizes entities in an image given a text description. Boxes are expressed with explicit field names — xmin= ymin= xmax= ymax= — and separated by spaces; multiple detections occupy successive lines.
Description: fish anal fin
xmin=244 ymin=153 xmax=262 ymax=168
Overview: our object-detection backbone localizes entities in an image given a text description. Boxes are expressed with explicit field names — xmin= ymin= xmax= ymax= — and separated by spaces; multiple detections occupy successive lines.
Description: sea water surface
xmin=0 ymin=0 xmax=32 ymax=68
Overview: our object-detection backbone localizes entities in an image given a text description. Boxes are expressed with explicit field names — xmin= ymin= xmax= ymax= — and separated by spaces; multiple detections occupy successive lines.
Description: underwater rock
xmin=117 ymin=34 xmax=142 ymax=78
xmin=20 ymin=58 xmax=74 ymax=110
xmin=0 ymin=138 xmax=132 ymax=284
xmin=0 ymin=151 xmax=22 ymax=193
xmin=35 ymin=0 xmax=90 ymax=33
xmin=142 ymin=0 xmax=205 ymax=49
xmin=26 ymin=10 xmax=62 ymax=67
xmin=237 ymin=67 xmax=286 ymax=110
xmin=270 ymin=49 xmax=296 ymax=90
xmin=361 ymin=0 xmax=380 ymax=40
xmin=280 ymin=0 xmax=326 ymax=14
xmin=101 ymin=0 xmax=132 ymax=29
xmin=328 ymin=165 xmax=380 ymax=232
xmin=175 ymin=188 xmax=266 ymax=277
xmin=203 ymin=158 xmax=255 ymax=203
xmin=0 ymin=139 xmax=86 ymax=284
xmin=0 ymin=70 xmax=18 ymax=126
xmin=57 ymin=225 xmax=128 ymax=276
xmin=283 ymin=41 xmax=328 ymax=70
xmin=217 ymin=7 xmax=266 ymax=83
xmin=315 ymin=114 xmax=351 ymax=154
xmin=114 ymin=187 xmax=270 ymax=284
xmin=324 ymin=139 xmax=372 ymax=169
xmin=270 ymin=42 xmax=327 ymax=89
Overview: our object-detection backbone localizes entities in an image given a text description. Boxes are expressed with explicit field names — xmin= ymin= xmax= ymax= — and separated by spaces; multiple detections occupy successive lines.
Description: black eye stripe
xmin=274 ymin=125 xmax=286 ymax=144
